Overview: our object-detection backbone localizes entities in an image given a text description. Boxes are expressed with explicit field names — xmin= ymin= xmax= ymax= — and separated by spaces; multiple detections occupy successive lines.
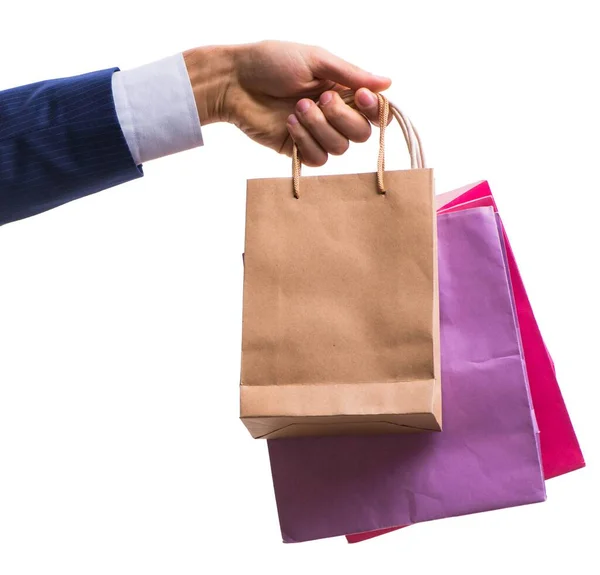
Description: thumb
xmin=311 ymin=48 xmax=391 ymax=92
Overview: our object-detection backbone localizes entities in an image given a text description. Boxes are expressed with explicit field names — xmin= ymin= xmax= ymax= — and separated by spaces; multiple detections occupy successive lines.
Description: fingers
xmin=295 ymin=98 xmax=350 ymax=156
xmin=310 ymin=47 xmax=392 ymax=92
xmin=287 ymin=90 xmax=386 ymax=165
xmin=286 ymin=114 xmax=328 ymax=167
xmin=318 ymin=91 xmax=371 ymax=143
xmin=287 ymin=97 xmax=352 ymax=167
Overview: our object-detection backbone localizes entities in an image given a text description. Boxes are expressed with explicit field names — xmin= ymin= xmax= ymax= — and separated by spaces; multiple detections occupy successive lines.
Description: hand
xmin=184 ymin=41 xmax=391 ymax=167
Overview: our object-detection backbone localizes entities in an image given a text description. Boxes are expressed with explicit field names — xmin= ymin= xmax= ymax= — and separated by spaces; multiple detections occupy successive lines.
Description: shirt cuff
xmin=111 ymin=53 xmax=203 ymax=165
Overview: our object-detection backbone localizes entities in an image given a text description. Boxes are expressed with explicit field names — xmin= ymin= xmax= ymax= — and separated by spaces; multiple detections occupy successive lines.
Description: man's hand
xmin=184 ymin=41 xmax=391 ymax=167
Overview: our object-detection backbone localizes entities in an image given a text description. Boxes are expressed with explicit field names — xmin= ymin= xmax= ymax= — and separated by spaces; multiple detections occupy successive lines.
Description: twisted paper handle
xmin=291 ymin=90 xmax=425 ymax=198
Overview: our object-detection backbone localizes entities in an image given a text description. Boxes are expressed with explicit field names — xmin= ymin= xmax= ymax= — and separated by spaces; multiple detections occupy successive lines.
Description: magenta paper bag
xmin=437 ymin=182 xmax=584 ymax=480
xmin=347 ymin=186 xmax=584 ymax=544
xmin=267 ymin=206 xmax=546 ymax=543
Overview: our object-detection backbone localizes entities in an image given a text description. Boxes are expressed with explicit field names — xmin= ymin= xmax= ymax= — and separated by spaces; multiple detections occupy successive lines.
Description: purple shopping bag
xmin=267 ymin=206 xmax=546 ymax=543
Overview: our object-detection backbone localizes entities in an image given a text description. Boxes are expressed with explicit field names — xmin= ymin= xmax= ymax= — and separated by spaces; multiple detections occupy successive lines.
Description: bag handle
xmin=291 ymin=90 xmax=425 ymax=198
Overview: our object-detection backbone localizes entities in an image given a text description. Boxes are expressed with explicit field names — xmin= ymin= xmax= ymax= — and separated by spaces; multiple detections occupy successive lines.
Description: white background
xmin=1 ymin=1 xmax=598 ymax=573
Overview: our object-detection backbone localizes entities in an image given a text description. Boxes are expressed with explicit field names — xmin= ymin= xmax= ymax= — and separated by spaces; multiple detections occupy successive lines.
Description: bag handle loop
xmin=291 ymin=90 xmax=425 ymax=198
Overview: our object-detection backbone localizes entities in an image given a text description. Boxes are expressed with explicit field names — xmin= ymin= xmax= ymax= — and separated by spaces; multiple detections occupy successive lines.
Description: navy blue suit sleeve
xmin=0 ymin=68 xmax=143 ymax=226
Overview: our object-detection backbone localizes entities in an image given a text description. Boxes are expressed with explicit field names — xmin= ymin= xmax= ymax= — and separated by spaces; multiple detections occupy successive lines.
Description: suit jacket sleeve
xmin=0 ymin=68 xmax=143 ymax=226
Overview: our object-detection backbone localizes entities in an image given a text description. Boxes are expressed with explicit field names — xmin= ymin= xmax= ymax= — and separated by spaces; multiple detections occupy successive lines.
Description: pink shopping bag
xmin=437 ymin=181 xmax=584 ymax=479
xmin=347 ymin=182 xmax=584 ymax=544
xmin=268 ymin=206 xmax=545 ymax=543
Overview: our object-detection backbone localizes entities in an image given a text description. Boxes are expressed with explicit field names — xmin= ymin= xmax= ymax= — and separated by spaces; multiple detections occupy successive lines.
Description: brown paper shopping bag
xmin=240 ymin=95 xmax=440 ymax=439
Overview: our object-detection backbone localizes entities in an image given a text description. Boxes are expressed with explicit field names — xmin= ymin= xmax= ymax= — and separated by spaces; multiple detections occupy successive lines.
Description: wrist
xmin=183 ymin=45 xmax=237 ymax=125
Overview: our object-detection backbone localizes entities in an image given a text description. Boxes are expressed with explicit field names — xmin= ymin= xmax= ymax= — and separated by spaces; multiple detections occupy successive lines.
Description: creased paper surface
xmin=268 ymin=207 xmax=545 ymax=543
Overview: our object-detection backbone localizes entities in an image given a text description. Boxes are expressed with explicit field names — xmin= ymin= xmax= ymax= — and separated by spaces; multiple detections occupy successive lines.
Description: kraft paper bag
xmin=346 ymin=184 xmax=585 ymax=544
xmin=267 ymin=206 xmax=545 ymax=543
xmin=240 ymin=97 xmax=441 ymax=439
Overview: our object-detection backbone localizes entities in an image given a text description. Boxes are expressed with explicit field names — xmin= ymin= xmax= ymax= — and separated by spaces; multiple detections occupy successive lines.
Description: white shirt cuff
xmin=111 ymin=53 xmax=203 ymax=165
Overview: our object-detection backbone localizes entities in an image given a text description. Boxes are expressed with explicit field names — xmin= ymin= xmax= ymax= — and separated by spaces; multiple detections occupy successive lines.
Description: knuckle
xmin=300 ymin=103 xmax=327 ymax=125
xmin=289 ymin=127 xmax=305 ymax=143
xmin=329 ymin=139 xmax=349 ymax=156
xmin=304 ymin=152 xmax=328 ymax=167
xmin=365 ymin=109 xmax=381 ymax=124
xmin=323 ymin=100 xmax=346 ymax=122
xmin=291 ymin=134 xmax=312 ymax=153
xmin=353 ymin=123 xmax=372 ymax=143
xmin=296 ymin=98 xmax=311 ymax=110
xmin=308 ymin=110 xmax=328 ymax=128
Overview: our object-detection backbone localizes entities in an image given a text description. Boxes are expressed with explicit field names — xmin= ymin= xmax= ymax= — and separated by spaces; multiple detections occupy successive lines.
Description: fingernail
xmin=374 ymin=75 xmax=391 ymax=82
xmin=287 ymin=114 xmax=299 ymax=126
xmin=319 ymin=92 xmax=333 ymax=105
xmin=296 ymin=99 xmax=311 ymax=114
xmin=357 ymin=90 xmax=377 ymax=107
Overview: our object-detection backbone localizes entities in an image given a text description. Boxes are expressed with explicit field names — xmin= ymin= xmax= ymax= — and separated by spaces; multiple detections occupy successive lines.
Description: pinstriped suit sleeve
xmin=0 ymin=68 xmax=143 ymax=226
